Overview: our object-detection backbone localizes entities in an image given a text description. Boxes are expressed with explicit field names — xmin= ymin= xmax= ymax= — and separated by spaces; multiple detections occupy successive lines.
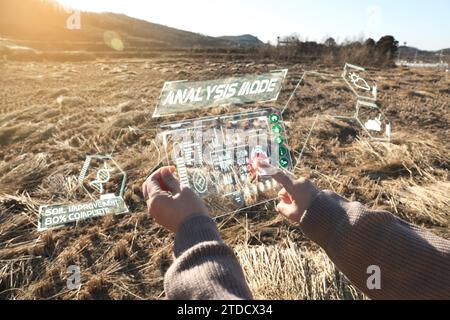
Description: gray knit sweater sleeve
xmin=300 ymin=190 xmax=450 ymax=300
xmin=164 ymin=215 xmax=253 ymax=300
xmin=164 ymin=191 xmax=450 ymax=300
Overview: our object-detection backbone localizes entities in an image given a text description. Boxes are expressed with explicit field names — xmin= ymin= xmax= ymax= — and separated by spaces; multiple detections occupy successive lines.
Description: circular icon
xmin=193 ymin=170 xmax=208 ymax=194
xmin=249 ymin=146 xmax=268 ymax=175
xmin=272 ymin=124 xmax=283 ymax=134
xmin=250 ymin=146 xmax=267 ymax=161
xmin=275 ymin=136 xmax=284 ymax=145
xmin=279 ymin=157 xmax=289 ymax=168
xmin=269 ymin=113 xmax=280 ymax=124
xmin=279 ymin=146 xmax=288 ymax=157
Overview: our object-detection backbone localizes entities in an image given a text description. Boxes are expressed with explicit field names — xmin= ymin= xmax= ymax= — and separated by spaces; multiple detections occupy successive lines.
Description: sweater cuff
xmin=174 ymin=215 xmax=223 ymax=258
xmin=299 ymin=190 xmax=349 ymax=251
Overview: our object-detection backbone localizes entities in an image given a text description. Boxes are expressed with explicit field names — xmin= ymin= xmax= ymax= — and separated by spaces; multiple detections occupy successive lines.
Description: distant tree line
xmin=257 ymin=35 xmax=399 ymax=67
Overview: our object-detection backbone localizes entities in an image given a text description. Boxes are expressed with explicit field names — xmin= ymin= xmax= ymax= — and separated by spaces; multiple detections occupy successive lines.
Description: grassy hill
xmin=399 ymin=46 xmax=450 ymax=63
xmin=0 ymin=0 xmax=235 ymax=50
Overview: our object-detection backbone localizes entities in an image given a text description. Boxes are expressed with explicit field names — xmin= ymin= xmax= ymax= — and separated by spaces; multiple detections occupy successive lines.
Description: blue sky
xmin=57 ymin=0 xmax=449 ymax=50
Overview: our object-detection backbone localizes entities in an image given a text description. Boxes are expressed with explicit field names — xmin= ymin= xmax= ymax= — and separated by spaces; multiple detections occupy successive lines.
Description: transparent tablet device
xmin=158 ymin=108 xmax=293 ymax=216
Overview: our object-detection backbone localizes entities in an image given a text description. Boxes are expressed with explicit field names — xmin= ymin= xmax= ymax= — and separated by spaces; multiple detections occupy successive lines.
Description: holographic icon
xmin=89 ymin=163 xmax=114 ymax=194
xmin=79 ymin=155 xmax=127 ymax=199
xmin=342 ymin=63 xmax=377 ymax=102
xmin=364 ymin=114 xmax=383 ymax=132
xmin=272 ymin=124 xmax=283 ymax=134
xmin=173 ymin=143 xmax=191 ymax=188
xmin=250 ymin=145 xmax=267 ymax=161
xmin=355 ymin=100 xmax=391 ymax=141
xmin=275 ymin=136 xmax=284 ymax=145
xmin=279 ymin=146 xmax=288 ymax=157
xmin=193 ymin=170 xmax=208 ymax=194
xmin=279 ymin=158 xmax=289 ymax=168
xmin=270 ymin=113 xmax=280 ymax=124
xmin=348 ymin=72 xmax=371 ymax=91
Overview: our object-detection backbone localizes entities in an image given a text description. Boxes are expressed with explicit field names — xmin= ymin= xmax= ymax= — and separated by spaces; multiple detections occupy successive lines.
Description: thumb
xmin=160 ymin=166 xmax=181 ymax=194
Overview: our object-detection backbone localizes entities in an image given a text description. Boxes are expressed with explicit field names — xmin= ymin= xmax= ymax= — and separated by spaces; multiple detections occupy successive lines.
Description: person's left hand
xmin=142 ymin=166 xmax=209 ymax=233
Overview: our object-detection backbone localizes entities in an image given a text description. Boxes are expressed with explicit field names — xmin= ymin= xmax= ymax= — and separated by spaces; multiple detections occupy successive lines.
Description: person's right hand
xmin=271 ymin=170 xmax=320 ymax=223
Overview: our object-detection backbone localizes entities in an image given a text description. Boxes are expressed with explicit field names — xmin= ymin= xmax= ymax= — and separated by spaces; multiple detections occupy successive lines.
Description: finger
xmin=272 ymin=170 xmax=296 ymax=195
xmin=161 ymin=166 xmax=181 ymax=194
xmin=255 ymin=158 xmax=279 ymax=176
xmin=276 ymin=202 xmax=299 ymax=219
xmin=142 ymin=181 xmax=148 ymax=200
xmin=145 ymin=169 xmax=164 ymax=198
xmin=278 ymin=188 xmax=293 ymax=204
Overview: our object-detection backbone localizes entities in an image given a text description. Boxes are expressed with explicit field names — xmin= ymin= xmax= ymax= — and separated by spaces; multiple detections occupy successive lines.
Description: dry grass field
xmin=0 ymin=58 xmax=449 ymax=299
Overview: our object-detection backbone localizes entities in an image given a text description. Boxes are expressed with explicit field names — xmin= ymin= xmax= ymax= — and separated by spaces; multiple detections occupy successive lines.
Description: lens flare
xmin=103 ymin=31 xmax=124 ymax=51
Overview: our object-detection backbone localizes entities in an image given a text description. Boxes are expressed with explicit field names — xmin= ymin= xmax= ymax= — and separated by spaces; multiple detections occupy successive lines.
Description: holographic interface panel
xmin=158 ymin=108 xmax=293 ymax=216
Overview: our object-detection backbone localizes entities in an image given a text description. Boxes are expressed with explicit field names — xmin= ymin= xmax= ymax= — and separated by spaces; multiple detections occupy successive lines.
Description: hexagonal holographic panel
xmin=78 ymin=155 xmax=127 ymax=199
xmin=355 ymin=100 xmax=392 ymax=141
xmin=342 ymin=63 xmax=377 ymax=102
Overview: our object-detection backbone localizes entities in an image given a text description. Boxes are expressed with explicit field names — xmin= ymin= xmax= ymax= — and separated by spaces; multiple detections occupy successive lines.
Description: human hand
xmin=142 ymin=166 xmax=209 ymax=233
xmin=271 ymin=169 xmax=320 ymax=223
